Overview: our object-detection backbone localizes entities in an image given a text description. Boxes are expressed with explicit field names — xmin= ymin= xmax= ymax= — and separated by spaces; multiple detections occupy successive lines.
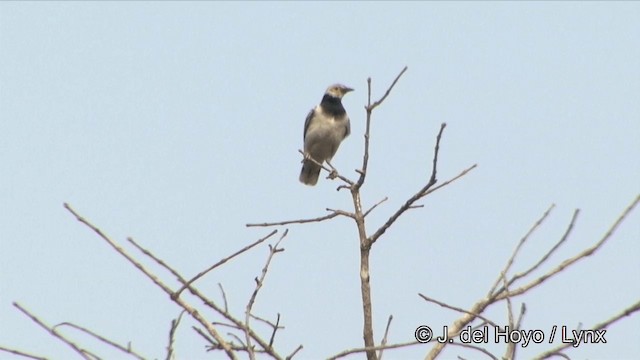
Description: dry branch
xmin=246 ymin=210 xmax=348 ymax=228
xmin=533 ymin=299 xmax=640 ymax=359
xmin=245 ymin=231 xmax=288 ymax=359
xmin=64 ymin=202 xmax=272 ymax=359
xmin=166 ymin=311 xmax=185 ymax=360
xmin=0 ymin=346 xmax=48 ymax=360
xmin=54 ymin=322 xmax=146 ymax=360
xmin=13 ymin=303 xmax=96 ymax=360
xmin=377 ymin=315 xmax=393 ymax=360
xmin=173 ymin=230 xmax=278 ymax=297
xmin=424 ymin=194 xmax=640 ymax=359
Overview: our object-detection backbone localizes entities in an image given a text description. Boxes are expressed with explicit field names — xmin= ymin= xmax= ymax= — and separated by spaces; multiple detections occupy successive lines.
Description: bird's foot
xmin=326 ymin=160 xmax=338 ymax=179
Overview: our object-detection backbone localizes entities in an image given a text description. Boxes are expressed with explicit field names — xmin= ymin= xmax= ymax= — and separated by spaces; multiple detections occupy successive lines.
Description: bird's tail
xmin=299 ymin=160 xmax=321 ymax=186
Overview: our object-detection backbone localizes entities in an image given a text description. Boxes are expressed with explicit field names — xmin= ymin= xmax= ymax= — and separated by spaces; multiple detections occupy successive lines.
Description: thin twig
xmin=364 ymin=197 xmax=388 ymax=218
xmin=246 ymin=211 xmax=346 ymax=227
xmin=426 ymin=194 xmax=639 ymax=360
xmin=63 ymin=203 xmax=238 ymax=359
xmin=245 ymin=230 xmax=288 ymax=359
xmin=421 ymin=164 xmax=477 ymax=197
xmin=228 ymin=333 xmax=247 ymax=349
xmin=0 ymin=347 xmax=48 ymax=360
xmin=13 ymin=303 xmax=95 ymax=360
xmin=368 ymin=66 xmax=409 ymax=111
xmin=425 ymin=300 xmax=495 ymax=359
xmin=285 ymin=345 xmax=303 ymax=360
xmin=447 ymin=342 xmax=499 ymax=360
xmin=325 ymin=208 xmax=356 ymax=218
xmin=268 ymin=314 xmax=281 ymax=348
xmin=418 ymin=294 xmax=498 ymax=328
xmin=495 ymin=194 xmax=640 ymax=301
xmin=499 ymin=209 xmax=578 ymax=296
xmin=428 ymin=123 xmax=446 ymax=185
xmin=356 ymin=66 xmax=408 ymax=189
xmin=488 ymin=204 xmax=556 ymax=297
xmin=193 ymin=326 xmax=215 ymax=346
xmin=377 ymin=315 xmax=393 ymax=360
xmin=126 ymin=234 xmax=271 ymax=351
xmin=501 ymin=272 xmax=516 ymax=360
xmin=173 ymin=230 xmax=278 ymax=297
xmin=219 ymin=283 xmax=229 ymax=313
xmin=533 ymin=299 xmax=640 ymax=360
xmin=54 ymin=322 xmax=146 ymax=360
xmin=328 ymin=340 xmax=421 ymax=360
xmin=370 ymin=124 xmax=456 ymax=245
xmin=246 ymin=313 xmax=285 ymax=349
xmin=166 ymin=311 xmax=185 ymax=360
xmin=515 ymin=303 xmax=527 ymax=330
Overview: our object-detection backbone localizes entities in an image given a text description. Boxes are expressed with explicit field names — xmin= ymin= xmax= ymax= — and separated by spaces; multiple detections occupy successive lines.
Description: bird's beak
xmin=343 ymin=87 xmax=354 ymax=94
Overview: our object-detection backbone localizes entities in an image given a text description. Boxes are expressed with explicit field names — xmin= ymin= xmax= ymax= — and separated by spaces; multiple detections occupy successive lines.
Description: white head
xmin=325 ymin=84 xmax=354 ymax=99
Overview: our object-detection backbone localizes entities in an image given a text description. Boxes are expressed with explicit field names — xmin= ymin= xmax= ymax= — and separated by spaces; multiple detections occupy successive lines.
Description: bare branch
xmin=447 ymin=342 xmax=499 ymax=360
xmin=173 ymin=230 xmax=278 ymax=297
xmin=246 ymin=209 xmax=349 ymax=228
xmin=166 ymin=311 xmax=185 ymax=360
xmin=13 ymin=303 xmax=95 ymax=360
xmin=501 ymin=273 xmax=516 ymax=360
xmin=268 ymin=314 xmax=281 ymax=348
xmin=328 ymin=340 xmax=422 ymax=360
xmin=533 ymin=299 xmax=640 ymax=359
xmin=500 ymin=209 xmax=578 ymax=294
xmin=285 ymin=345 xmax=303 ymax=360
xmin=125 ymin=234 xmax=278 ymax=356
xmin=245 ymin=230 xmax=288 ymax=359
xmin=325 ymin=208 xmax=356 ymax=218
xmin=421 ymin=164 xmax=478 ymax=197
xmin=356 ymin=66 xmax=408 ymax=189
xmin=368 ymin=66 xmax=409 ymax=111
xmin=418 ymin=293 xmax=498 ymax=328
xmin=126 ymin=236 xmax=185 ymax=286
xmin=488 ymin=204 xmax=556 ymax=297
xmin=425 ymin=299 xmax=494 ymax=359
xmin=63 ymin=203 xmax=238 ymax=359
xmin=370 ymin=123 xmax=467 ymax=245
xmin=219 ymin=283 xmax=229 ymax=313
xmin=0 ymin=347 xmax=48 ymax=360
xmin=427 ymin=194 xmax=640 ymax=359
xmin=377 ymin=315 xmax=393 ymax=360
xmin=496 ymin=194 xmax=640 ymax=301
xmin=193 ymin=326 xmax=215 ymax=346
xmin=364 ymin=197 xmax=388 ymax=218
xmin=515 ymin=303 xmax=527 ymax=330
xmin=54 ymin=322 xmax=146 ymax=360
xmin=211 ymin=321 xmax=244 ymax=331
xmin=428 ymin=123 xmax=446 ymax=184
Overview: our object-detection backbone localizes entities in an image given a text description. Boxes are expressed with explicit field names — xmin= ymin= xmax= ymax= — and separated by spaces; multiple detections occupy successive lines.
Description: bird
xmin=299 ymin=84 xmax=353 ymax=186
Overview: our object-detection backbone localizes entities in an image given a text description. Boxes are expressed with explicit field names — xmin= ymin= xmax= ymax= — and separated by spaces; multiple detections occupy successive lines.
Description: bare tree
xmin=3 ymin=68 xmax=638 ymax=360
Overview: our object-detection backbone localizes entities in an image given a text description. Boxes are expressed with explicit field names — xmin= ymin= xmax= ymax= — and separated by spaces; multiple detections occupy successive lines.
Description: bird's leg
xmin=326 ymin=160 xmax=338 ymax=180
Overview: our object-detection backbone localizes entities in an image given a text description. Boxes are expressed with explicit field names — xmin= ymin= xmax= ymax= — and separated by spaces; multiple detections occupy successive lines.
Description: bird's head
xmin=325 ymin=84 xmax=354 ymax=99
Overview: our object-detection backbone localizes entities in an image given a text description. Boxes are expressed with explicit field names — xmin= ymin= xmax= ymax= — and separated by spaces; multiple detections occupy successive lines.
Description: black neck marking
xmin=320 ymin=94 xmax=346 ymax=117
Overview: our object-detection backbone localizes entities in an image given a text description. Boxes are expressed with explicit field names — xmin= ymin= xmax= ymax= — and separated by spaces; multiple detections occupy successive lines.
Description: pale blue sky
xmin=1 ymin=2 xmax=639 ymax=359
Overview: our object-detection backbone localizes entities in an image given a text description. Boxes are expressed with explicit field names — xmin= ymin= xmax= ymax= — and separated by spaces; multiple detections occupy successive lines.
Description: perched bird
xmin=299 ymin=84 xmax=353 ymax=186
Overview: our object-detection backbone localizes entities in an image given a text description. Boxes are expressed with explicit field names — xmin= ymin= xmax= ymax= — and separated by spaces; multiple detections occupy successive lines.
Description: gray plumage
xmin=299 ymin=84 xmax=353 ymax=186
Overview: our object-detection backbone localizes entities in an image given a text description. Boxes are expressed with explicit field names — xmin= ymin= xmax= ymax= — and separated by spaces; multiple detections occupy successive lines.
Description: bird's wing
xmin=303 ymin=108 xmax=316 ymax=140
xmin=344 ymin=116 xmax=351 ymax=138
